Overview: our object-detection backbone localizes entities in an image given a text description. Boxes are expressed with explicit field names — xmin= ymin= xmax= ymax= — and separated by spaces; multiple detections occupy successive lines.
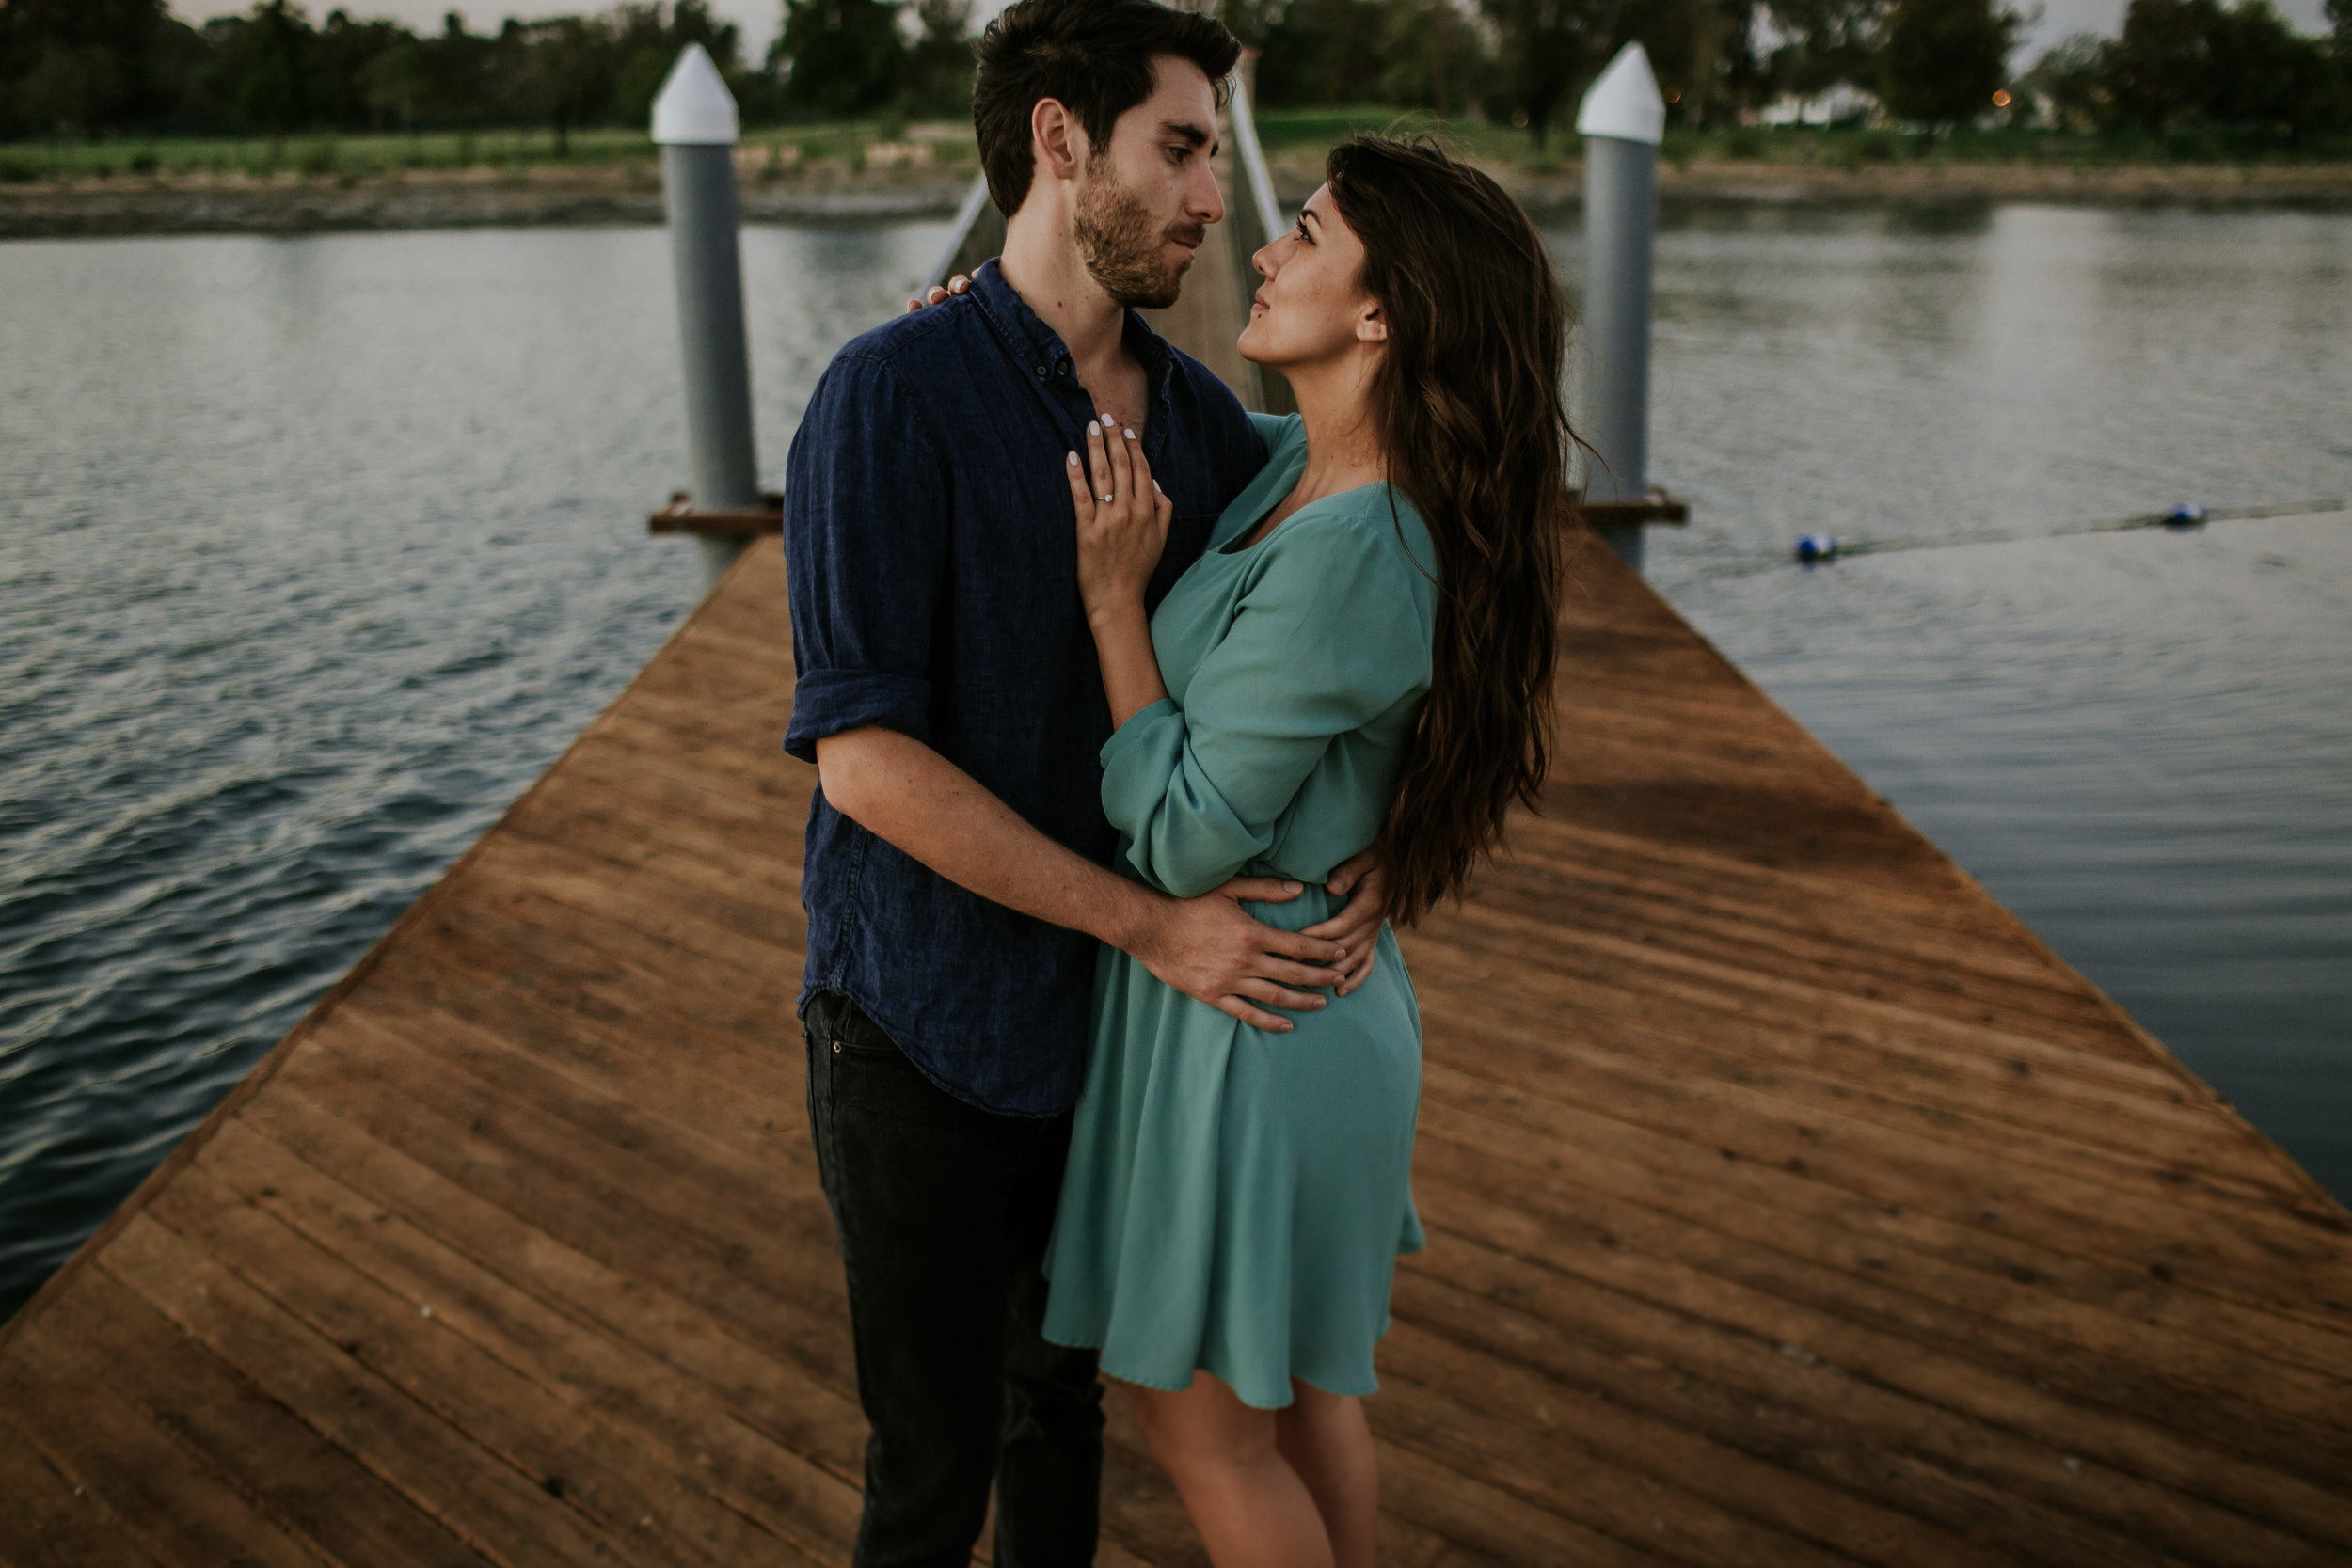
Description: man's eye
xmin=1295 ymin=221 xmax=1311 ymax=243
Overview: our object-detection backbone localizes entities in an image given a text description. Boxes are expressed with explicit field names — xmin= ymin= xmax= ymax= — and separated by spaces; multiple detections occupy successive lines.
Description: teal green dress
xmin=1041 ymin=413 xmax=1436 ymax=1410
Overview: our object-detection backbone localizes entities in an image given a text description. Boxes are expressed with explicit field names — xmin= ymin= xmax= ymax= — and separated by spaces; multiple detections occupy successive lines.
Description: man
xmin=779 ymin=1 xmax=1388 ymax=1563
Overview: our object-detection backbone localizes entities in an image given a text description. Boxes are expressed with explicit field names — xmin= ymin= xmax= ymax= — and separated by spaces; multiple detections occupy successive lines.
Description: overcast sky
xmin=173 ymin=0 xmax=2334 ymax=75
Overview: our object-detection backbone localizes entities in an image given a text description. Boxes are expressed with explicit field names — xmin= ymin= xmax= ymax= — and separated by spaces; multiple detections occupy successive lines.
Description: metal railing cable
xmin=924 ymin=174 xmax=997 ymax=295
xmin=1225 ymin=69 xmax=1286 ymax=260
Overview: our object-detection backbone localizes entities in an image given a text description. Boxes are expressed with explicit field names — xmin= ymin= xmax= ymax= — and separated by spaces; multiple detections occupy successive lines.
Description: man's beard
xmin=1073 ymin=161 xmax=1202 ymax=310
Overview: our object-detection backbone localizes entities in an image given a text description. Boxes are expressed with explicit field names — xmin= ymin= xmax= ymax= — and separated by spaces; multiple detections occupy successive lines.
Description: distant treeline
xmin=2 ymin=0 xmax=2347 ymax=149
xmin=2026 ymin=0 xmax=2352 ymax=139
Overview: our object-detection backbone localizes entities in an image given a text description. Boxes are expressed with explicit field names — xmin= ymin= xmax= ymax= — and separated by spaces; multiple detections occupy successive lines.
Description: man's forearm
xmin=815 ymin=726 xmax=1152 ymax=949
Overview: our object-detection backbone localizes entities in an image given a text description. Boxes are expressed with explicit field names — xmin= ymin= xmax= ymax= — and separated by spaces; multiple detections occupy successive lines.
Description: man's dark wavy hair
xmin=972 ymin=0 xmax=1240 ymax=218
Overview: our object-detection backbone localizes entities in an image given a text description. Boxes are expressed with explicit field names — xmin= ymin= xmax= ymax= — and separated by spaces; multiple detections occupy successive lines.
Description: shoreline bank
xmin=7 ymin=156 xmax=2351 ymax=241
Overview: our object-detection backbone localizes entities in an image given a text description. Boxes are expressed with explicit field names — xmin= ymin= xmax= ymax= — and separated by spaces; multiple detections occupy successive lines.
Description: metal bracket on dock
xmin=647 ymin=489 xmax=784 ymax=536
xmin=1579 ymin=489 xmax=1689 ymax=528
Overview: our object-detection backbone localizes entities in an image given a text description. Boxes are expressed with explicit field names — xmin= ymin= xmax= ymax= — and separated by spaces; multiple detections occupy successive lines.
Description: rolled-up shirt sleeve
xmin=783 ymin=355 xmax=949 ymax=763
xmin=1099 ymin=518 xmax=1433 ymax=897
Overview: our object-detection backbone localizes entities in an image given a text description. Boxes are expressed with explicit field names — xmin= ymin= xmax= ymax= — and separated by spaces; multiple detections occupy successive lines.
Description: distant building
xmin=1756 ymin=82 xmax=1882 ymax=127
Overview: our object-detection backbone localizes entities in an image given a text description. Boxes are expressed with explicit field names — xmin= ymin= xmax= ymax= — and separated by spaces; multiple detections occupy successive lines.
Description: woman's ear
xmin=1358 ymin=304 xmax=1389 ymax=343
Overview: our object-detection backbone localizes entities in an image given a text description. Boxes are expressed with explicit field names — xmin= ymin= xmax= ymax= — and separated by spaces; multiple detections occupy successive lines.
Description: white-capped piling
xmin=1576 ymin=43 xmax=1666 ymax=572
xmin=653 ymin=45 xmax=758 ymax=582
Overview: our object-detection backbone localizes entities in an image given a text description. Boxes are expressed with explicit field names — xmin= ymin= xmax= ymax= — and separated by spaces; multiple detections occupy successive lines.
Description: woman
xmin=1040 ymin=137 xmax=1573 ymax=1567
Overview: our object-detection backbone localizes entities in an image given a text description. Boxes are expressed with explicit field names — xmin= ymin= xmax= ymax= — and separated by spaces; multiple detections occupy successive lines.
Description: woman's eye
xmin=1295 ymin=221 xmax=1311 ymax=244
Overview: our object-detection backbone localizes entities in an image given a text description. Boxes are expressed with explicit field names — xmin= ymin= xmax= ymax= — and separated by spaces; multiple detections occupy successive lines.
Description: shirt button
xmin=1035 ymin=365 xmax=1047 ymax=378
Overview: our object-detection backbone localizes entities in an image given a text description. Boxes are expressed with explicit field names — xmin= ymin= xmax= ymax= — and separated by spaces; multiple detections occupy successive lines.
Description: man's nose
xmin=1191 ymin=159 xmax=1226 ymax=225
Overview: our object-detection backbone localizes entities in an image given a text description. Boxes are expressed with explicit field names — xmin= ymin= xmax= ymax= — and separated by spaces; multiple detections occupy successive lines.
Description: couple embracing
xmin=781 ymin=1 xmax=1570 ymax=1562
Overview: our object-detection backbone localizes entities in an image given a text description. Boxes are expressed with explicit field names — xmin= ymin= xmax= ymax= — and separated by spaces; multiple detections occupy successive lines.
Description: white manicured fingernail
xmin=1124 ymin=428 xmax=1136 ymax=440
xmin=1088 ymin=420 xmax=1099 ymax=435
xmin=1152 ymin=480 xmax=1163 ymax=493
xmin=1068 ymin=451 xmax=1079 ymax=466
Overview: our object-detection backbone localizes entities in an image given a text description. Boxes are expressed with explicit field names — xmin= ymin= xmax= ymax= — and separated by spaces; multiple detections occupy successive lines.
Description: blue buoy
xmin=2164 ymin=503 xmax=2208 ymax=528
xmin=1795 ymin=533 xmax=1839 ymax=562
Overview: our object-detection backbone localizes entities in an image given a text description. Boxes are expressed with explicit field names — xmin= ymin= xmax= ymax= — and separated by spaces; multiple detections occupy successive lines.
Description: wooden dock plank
xmin=0 ymin=1313 xmax=331 ymax=1568
xmin=1411 ymin=1059 xmax=2352 ymax=1449
xmin=0 ymin=1413 xmax=159 ymax=1568
xmin=40 ymin=1268 xmax=492 ymax=1568
xmin=94 ymin=1213 xmax=625 ymax=1568
xmin=191 ymin=1123 xmax=854 ymax=1564
xmin=5 ymin=529 xmax=2349 ymax=1567
xmin=1398 ymin=1162 xmax=2347 ymax=1562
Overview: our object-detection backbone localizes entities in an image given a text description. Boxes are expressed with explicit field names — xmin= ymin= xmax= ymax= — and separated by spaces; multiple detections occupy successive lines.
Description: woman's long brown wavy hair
xmin=1327 ymin=135 xmax=1572 ymax=926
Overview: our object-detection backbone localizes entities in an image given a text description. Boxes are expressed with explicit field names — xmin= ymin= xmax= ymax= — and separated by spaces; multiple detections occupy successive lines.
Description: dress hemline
xmin=1038 ymin=1327 xmax=1388 ymax=1411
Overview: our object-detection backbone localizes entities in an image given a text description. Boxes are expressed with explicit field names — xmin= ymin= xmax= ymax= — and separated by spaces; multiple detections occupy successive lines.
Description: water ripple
xmin=0 ymin=222 xmax=946 ymax=1317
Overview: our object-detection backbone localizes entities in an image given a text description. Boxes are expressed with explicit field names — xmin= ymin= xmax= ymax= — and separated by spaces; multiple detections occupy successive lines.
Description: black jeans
xmin=803 ymin=990 xmax=1104 ymax=1568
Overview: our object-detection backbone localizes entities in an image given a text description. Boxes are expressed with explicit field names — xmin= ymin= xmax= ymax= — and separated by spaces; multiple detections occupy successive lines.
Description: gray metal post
xmin=1576 ymin=44 xmax=1666 ymax=573
xmin=652 ymin=45 xmax=758 ymax=584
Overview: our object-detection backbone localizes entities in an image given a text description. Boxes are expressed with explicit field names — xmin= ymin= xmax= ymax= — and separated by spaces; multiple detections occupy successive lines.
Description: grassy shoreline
xmin=8 ymin=115 xmax=2351 ymax=240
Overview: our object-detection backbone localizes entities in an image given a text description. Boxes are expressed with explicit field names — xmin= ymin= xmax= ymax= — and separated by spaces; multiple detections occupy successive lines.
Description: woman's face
xmin=1238 ymin=182 xmax=1385 ymax=372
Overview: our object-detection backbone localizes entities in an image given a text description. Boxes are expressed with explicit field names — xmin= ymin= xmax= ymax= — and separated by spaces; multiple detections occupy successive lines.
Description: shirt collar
xmin=969 ymin=258 xmax=1175 ymax=402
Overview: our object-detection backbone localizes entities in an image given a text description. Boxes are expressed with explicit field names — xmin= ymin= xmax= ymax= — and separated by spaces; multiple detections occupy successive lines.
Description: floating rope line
xmin=1786 ymin=498 xmax=2351 ymax=565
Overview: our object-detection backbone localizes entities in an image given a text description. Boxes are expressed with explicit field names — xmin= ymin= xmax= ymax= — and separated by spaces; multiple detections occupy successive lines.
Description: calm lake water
xmin=3 ymin=206 xmax=2348 ymax=1319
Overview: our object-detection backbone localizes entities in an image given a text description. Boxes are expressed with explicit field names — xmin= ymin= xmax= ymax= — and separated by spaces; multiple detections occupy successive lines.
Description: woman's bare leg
xmin=1275 ymin=1380 xmax=1378 ymax=1568
xmin=1129 ymin=1373 xmax=1336 ymax=1568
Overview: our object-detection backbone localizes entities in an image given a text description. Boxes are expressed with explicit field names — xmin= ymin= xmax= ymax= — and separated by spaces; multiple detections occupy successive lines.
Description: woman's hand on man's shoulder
xmin=903 ymin=274 xmax=973 ymax=314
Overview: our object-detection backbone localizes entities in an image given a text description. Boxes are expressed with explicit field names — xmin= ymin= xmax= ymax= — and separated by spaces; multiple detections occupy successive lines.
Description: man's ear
xmin=1032 ymin=97 xmax=1086 ymax=185
xmin=1359 ymin=304 xmax=1389 ymax=343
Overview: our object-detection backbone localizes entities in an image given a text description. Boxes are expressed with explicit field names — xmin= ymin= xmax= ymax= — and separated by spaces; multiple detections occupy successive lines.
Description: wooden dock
xmin=3 ymin=529 xmax=2347 ymax=1567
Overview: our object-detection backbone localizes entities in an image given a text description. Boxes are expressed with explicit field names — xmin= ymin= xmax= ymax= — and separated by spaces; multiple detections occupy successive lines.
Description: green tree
xmin=901 ymin=0 xmax=976 ymax=116
xmin=612 ymin=42 xmax=673 ymax=126
xmin=356 ymin=40 xmax=429 ymax=130
xmin=771 ymin=0 xmax=905 ymax=117
xmin=2022 ymin=31 xmax=2106 ymax=127
xmin=307 ymin=9 xmax=416 ymax=130
xmin=516 ymin=15 xmax=612 ymax=153
xmin=1625 ymin=0 xmax=1767 ymax=126
xmin=420 ymin=9 xmax=500 ymax=129
xmin=2100 ymin=0 xmax=2224 ymax=129
xmin=1258 ymin=0 xmax=1390 ymax=106
xmin=2203 ymin=0 xmax=2347 ymax=136
xmin=1477 ymin=0 xmax=1609 ymax=147
xmin=1765 ymin=0 xmax=1889 ymax=97
xmin=15 ymin=43 xmax=110 ymax=135
xmin=610 ymin=2 xmax=746 ymax=126
xmin=232 ymin=0 xmax=314 ymax=151
xmin=1877 ymin=0 xmax=2020 ymax=127
xmin=668 ymin=0 xmax=744 ymax=68
xmin=1375 ymin=0 xmax=1497 ymax=118
xmin=0 ymin=0 xmax=173 ymax=136
xmin=2093 ymin=0 xmax=2349 ymax=136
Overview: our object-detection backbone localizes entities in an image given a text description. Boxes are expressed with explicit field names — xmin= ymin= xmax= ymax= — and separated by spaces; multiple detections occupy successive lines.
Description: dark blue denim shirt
xmin=782 ymin=260 xmax=1267 ymax=1117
